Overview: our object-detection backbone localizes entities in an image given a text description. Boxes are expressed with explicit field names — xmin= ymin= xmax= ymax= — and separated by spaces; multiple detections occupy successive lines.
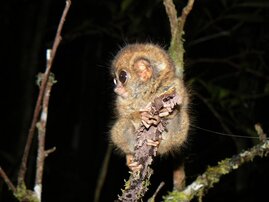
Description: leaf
xmin=218 ymin=88 xmax=230 ymax=99
xmin=121 ymin=0 xmax=134 ymax=12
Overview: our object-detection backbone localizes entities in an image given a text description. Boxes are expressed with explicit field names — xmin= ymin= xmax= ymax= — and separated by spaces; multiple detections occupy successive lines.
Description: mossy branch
xmin=163 ymin=0 xmax=195 ymax=78
xmin=164 ymin=137 xmax=269 ymax=202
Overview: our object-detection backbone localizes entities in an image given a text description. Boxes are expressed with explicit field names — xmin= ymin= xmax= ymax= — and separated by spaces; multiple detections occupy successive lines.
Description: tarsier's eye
xmin=113 ymin=78 xmax=117 ymax=85
xmin=118 ymin=70 xmax=128 ymax=84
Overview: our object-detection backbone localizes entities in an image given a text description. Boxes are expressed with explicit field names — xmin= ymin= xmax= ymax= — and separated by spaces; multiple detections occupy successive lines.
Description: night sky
xmin=1 ymin=0 xmax=269 ymax=201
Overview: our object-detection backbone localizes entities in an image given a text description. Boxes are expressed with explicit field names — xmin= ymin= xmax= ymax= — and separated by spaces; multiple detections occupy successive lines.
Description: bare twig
xmin=18 ymin=0 xmax=71 ymax=185
xmin=45 ymin=147 xmax=56 ymax=157
xmin=164 ymin=138 xmax=269 ymax=202
xmin=0 ymin=1 xmax=70 ymax=200
xmin=173 ymin=162 xmax=186 ymax=190
xmin=255 ymin=123 xmax=267 ymax=142
xmin=163 ymin=0 xmax=194 ymax=42
xmin=163 ymin=0 xmax=178 ymax=40
xmin=0 ymin=167 xmax=16 ymax=193
xmin=34 ymin=73 xmax=56 ymax=201
xmin=178 ymin=0 xmax=195 ymax=33
xmin=94 ymin=144 xmax=113 ymax=202
xmin=118 ymin=89 xmax=181 ymax=201
xmin=148 ymin=182 xmax=165 ymax=202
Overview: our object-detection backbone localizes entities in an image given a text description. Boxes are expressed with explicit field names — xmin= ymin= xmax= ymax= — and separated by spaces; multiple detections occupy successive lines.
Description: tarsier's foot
xmin=126 ymin=154 xmax=143 ymax=172
xmin=140 ymin=105 xmax=160 ymax=128
xmin=163 ymin=94 xmax=182 ymax=108
xmin=159 ymin=107 xmax=172 ymax=117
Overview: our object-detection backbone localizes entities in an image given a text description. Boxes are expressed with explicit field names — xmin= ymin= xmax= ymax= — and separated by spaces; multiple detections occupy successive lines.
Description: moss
xmin=163 ymin=190 xmax=192 ymax=202
xmin=14 ymin=182 xmax=39 ymax=202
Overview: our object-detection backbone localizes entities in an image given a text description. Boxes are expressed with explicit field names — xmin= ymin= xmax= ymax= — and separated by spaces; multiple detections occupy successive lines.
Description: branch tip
xmin=45 ymin=147 xmax=56 ymax=157
xmin=255 ymin=123 xmax=267 ymax=142
xmin=0 ymin=167 xmax=16 ymax=193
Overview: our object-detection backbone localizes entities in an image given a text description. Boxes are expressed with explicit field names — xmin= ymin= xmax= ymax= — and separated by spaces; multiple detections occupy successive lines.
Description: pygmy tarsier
xmin=110 ymin=43 xmax=189 ymax=170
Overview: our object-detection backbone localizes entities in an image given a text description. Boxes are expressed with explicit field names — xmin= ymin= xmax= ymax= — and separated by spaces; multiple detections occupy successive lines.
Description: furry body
xmin=110 ymin=43 xmax=189 ymax=156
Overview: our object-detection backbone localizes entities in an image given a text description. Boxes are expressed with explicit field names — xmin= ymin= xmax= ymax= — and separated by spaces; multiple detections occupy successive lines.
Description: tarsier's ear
xmin=134 ymin=58 xmax=153 ymax=82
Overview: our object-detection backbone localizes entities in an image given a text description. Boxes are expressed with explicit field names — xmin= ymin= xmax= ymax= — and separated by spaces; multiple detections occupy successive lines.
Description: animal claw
xmin=159 ymin=107 xmax=172 ymax=117
xmin=140 ymin=111 xmax=160 ymax=127
xmin=126 ymin=154 xmax=143 ymax=172
xmin=146 ymin=139 xmax=160 ymax=147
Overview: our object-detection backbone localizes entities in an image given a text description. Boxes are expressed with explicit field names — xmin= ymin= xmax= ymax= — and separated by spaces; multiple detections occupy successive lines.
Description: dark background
xmin=1 ymin=0 xmax=269 ymax=201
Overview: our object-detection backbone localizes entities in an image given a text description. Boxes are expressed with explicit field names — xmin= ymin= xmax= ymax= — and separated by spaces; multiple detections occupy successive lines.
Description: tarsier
xmin=110 ymin=43 xmax=189 ymax=175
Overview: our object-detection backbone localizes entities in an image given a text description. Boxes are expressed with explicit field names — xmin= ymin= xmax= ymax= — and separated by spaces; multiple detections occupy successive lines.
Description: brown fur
xmin=110 ymin=43 xmax=189 ymax=157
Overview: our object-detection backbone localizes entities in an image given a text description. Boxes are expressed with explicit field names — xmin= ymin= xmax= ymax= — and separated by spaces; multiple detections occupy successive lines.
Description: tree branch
xmin=163 ymin=0 xmax=195 ymax=78
xmin=34 ymin=73 xmax=56 ymax=201
xmin=255 ymin=123 xmax=267 ymax=142
xmin=117 ymin=1 xmax=196 ymax=201
xmin=164 ymin=135 xmax=269 ymax=202
xmin=17 ymin=0 xmax=71 ymax=185
xmin=0 ymin=1 xmax=71 ymax=202
xmin=0 ymin=167 xmax=16 ymax=193
xmin=148 ymin=182 xmax=165 ymax=202
xmin=94 ymin=144 xmax=113 ymax=202
xmin=118 ymin=89 xmax=181 ymax=201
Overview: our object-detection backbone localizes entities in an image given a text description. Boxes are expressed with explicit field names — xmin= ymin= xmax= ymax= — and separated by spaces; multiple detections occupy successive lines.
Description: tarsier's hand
xmin=126 ymin=154 xmax=143 ymax=172
xmin=139 ymin=105 xmax=160 ymax=128
xmin=139 ymin=92 xmax=180 ymax=128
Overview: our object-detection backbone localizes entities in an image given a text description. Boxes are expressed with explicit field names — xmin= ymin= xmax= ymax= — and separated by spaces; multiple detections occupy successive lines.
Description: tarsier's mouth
xmin=114 ymin=89 xmax=128 ymax=99
xmin=114 ymin=82 xmax=129 ymax=98
xmin=119 ymin=92 xmax=128 ymax=99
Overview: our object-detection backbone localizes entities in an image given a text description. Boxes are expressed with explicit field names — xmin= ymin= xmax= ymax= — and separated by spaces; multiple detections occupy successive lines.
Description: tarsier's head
xmin=111 ymin=43 xmax=175 ymax=100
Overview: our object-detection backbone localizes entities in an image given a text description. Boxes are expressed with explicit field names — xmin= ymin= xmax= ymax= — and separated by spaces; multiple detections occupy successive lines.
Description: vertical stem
xmin=94 ymin=144 xmax=113 ymax=202
xmin=163 ymin=0 xmax=195 ymax=78
xmin=17 ymin=0 xmax=71 ymax=185
xmin=0 ymin=167 xmax=16 ymax=193
xmin=34 ymin=71 xmax=55 ymax=201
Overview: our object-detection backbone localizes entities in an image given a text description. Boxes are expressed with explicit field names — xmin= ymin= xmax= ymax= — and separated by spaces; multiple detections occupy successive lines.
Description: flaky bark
xmin=119 ymin=90 xmax=181 ymax=201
